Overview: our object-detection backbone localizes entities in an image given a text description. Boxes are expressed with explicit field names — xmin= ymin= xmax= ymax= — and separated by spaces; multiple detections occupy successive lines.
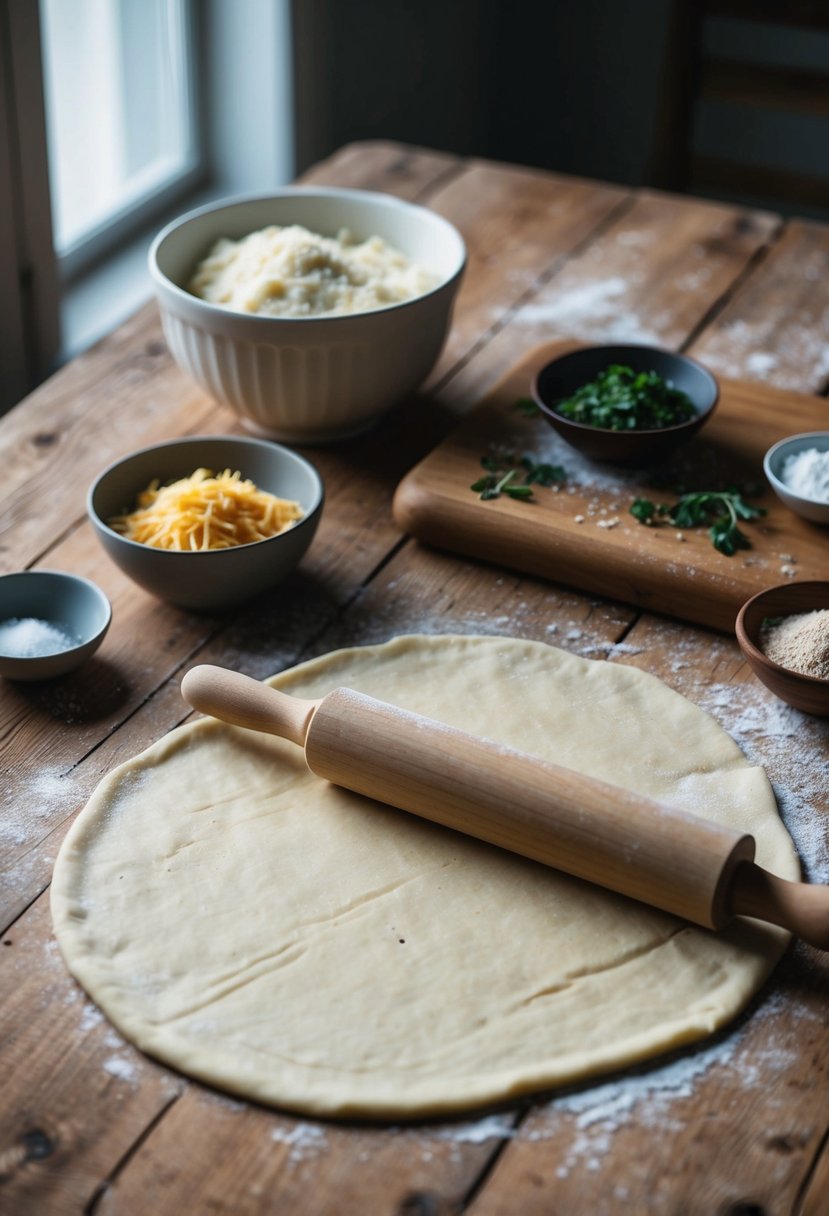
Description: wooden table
xmin=2 ymin=142 xmax=828 ymax=1216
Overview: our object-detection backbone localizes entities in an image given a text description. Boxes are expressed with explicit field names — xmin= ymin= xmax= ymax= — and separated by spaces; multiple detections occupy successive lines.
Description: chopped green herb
xmin=471 ymin=469 xmax=535 ymax=501
xmin=629 ymin=489 xmax=765 ymax=556
xmin=630 ymin=497 xmax=657 ymax=523
xmin=470 ymin=448 xmax=566 ymax=501
xmin=519 ymin=456 xmax=566 ymax=487
xmin=555 ymin=364 xmax=696 ymax=431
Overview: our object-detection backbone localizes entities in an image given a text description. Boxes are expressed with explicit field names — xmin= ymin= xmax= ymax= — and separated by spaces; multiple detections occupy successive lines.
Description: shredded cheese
xmin=110 ymin=468 xmax=304 ymax=551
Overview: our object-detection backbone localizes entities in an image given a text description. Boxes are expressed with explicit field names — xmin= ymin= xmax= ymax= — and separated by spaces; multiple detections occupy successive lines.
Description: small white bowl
xmin=764 ymin=432 xmax=829 ymax=524
xmin=0 ymin=570 xmax=111 ymax=680
xmin=149 ymin=188 xmax=466 ymax=443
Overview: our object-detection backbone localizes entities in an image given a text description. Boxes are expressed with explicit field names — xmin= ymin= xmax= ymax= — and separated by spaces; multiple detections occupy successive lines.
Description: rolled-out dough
xmin=51 ymin=635 xmax=798 ymax=1118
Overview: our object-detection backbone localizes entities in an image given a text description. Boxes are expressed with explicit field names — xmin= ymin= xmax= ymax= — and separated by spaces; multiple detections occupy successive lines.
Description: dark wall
xmin=293 ymin=0 xmax=671 ymax=186
xmin=291 ymin=0 xmax=829 ymax=220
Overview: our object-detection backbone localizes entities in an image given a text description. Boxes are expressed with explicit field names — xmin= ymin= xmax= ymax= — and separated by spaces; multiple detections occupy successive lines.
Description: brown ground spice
xmin=760 ymin=609 xmax=829 ymax=680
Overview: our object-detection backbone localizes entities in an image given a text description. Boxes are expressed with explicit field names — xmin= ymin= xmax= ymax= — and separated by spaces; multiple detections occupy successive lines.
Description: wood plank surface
xmin=1 ymin=140 xmax=828 ymax=1216
xmin=437 ymin=189 xmax=780 ymax=412
xmin=395 ymin=340 xmax=829 ymax=633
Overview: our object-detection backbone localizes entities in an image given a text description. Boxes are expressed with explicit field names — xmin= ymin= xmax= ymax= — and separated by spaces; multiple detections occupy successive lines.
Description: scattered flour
xmin=699 ymin=315 xmax=829 ymax=389
xmin=431 ymin=1113 xmax=516 ymax=1143
xmin=509 ymin=277 xmax=661 ymax=346
xmin=745 ymin=351 xmax=778 ymax=376
xmin=700 ymin=679 xmax=829 ymax=883
xmin=79 ymin=1003 xmax=105 ymax=1032
xmin=103 ymin=1055 xmax=138 ymax=1083
xmin=270 ymin=1121 xmax=329 ymax=1162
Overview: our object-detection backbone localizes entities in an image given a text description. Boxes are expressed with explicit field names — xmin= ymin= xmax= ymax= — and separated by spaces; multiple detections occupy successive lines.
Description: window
xmin=40 ymin=0 xmax=201 ymax=279
xmin=1 ymin=0 xmax=294 ymax=413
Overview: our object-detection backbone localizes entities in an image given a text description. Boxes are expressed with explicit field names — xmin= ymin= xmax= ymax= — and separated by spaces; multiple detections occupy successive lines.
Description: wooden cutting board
xmin=393 ymin=341 xmax=829 ymax=632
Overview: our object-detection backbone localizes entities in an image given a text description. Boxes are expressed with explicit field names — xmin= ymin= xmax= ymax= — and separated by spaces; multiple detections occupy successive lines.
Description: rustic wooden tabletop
xmin=1 ymin=141 xmax=828 ymax=1216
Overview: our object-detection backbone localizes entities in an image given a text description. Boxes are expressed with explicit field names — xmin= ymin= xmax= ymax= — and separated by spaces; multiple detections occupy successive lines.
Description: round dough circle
xmin=51 ymin=636 xmax=797 ymax=1118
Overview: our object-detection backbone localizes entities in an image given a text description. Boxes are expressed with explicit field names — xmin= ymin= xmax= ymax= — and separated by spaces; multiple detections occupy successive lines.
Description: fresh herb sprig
xmin=630 ymin=489 xmax=766 ymax=556
xmin=471 ymin=449 xmax=566 ymax=501
xmin=556 ymin=364 xmax=695 ymax=431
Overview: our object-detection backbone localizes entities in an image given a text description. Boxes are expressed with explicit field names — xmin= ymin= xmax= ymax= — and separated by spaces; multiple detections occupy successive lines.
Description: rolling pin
xmin=180 ymin=664 xmax=829 ymax=951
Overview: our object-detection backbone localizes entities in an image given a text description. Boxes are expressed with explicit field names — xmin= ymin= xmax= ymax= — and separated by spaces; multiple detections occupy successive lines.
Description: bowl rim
xmin=0 ymin=568 xmax=112 ymax=656
xmin=87 ymin=434 xmax=325 ymax=558
xmin=735 ymin=579 xmax=829 ymax=688
xmin=532 ymin=344 xmax=719 ymax=438
xmin=763 ymin=431 xmax=829 ymax=506
xmin=148 ymin=185 xmax=468 ymax=325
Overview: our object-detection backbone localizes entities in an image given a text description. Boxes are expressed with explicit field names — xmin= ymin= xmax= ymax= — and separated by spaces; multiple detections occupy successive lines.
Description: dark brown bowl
xmin=532 ymin=344 xmax=719 ymax=467
xmin=735 ymin=581 xmax=829 ymax=716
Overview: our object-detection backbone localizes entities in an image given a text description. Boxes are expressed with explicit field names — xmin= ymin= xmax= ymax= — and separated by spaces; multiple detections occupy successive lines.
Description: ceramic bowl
xmin=763 ymin=432 xmax=829 ymax=524
xmin=735 ymin=581 xmax=829 ymax=715
xmin=532 ymin=344 xmax=719 ymax=466
xmin=0 ymin=570 xmax=111 ymax=680
xmin=149 ymin=188 xmax=466 ymax=442
xmin=88 ymin=435 xmax=324 ymax=612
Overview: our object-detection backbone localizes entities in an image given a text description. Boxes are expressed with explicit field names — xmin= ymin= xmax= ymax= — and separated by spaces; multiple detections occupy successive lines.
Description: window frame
xmin=1 ymin=0 xmax=295 ymax=406
xmin=41 ymin=0 xmax=206 ymax=283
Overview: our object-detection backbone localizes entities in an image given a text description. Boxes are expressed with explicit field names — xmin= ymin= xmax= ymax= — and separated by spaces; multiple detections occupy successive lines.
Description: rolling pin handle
xmin=730 ymin=861 xmax=829 ymax=951
xmin=180 ymin=664 xmax=319 ymax=748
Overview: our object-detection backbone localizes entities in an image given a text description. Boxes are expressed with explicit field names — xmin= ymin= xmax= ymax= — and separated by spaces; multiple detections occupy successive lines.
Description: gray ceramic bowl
xmin=532 ymin=344 xmax=718 ymax=466
xmin=763 ymin=432 xmax=829 ymax=524
xmin=88 ymin=436 xmax=324 ymax=611
xmin=149 ymin=188 xmax=466 ymax=442
xmin=0 ymin=570 xmax=111 ymax=680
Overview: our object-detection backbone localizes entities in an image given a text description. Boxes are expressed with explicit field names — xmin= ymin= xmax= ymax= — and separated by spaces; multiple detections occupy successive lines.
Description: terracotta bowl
xmin=735 ymin=581 xmax=829 ymax=716
xmin=532 ymin=344 xmax=718 ymax=466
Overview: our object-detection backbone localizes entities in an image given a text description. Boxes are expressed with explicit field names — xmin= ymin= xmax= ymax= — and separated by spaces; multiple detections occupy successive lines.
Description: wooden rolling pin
xmin=180 ymin=664 xmax=829 ymax=951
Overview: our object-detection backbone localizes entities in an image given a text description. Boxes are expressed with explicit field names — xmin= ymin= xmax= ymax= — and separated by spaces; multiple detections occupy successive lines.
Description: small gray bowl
xmin=88 ymin=435 xmax=324 ymax=611
xmin=532 ymin=344 xmax=718 ymax=466
xmin=764 ymin=432 xmax=829 ymax=524
xmin=0 ymin=570 xmax=111 ymax=680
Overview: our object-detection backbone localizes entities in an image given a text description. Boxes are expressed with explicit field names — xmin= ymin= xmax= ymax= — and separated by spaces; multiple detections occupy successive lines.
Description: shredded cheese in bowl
xmin=109 ymin=468 xmax=304 ymax=551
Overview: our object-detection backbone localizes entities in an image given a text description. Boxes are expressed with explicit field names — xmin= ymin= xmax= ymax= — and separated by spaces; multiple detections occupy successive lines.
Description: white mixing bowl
xmin=149 ymin=188 xmax=466 ymax=442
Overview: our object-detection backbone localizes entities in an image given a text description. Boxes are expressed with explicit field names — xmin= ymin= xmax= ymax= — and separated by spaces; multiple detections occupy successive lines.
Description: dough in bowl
xmin=51 ymin=635 xmax=798 ymax=1118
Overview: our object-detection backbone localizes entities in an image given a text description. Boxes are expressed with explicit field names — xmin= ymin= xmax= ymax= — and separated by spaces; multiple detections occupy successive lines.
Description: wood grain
xmin=438 ymin=189 xmax=780 ymax=411
xmin=465 ymin=612 xmax=829 ymax=1216
xmin=423 ymin=159 xmax=630 ymax=379
xmin=395 ymin=340 xmax=829 ymax=633
xmin=2 ymin=140 xmax=827 ymax=1216
xmin=690 ymin=220 xmax=829 ymax=395
xmin=94 ymin=1086 xmax=511 ymax=1216
xmin=0 ymin=895 xmax=183 ymax=1215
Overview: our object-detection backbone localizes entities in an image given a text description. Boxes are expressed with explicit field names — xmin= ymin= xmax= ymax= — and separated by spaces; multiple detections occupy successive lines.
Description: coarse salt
xmin=0 ymin=617 xmax=78 ymax=658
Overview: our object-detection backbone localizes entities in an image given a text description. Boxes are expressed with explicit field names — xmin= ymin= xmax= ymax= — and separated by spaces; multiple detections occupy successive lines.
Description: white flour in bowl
xmin=189 ymin=224 xmax=438 ymax=318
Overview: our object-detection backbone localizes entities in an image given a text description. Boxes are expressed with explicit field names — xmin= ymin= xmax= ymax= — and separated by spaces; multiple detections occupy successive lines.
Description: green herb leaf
xmin=520 ymin=456 xmax=566 ymax=486
xmin=555 ymin=364 xmax=696 ymax=431
xmin=630 ymin=498 xmax=657 ymax=523
xmin=629 ymin=488 xmax=765 ymax=555
xmin=471 ymin=447 xmax=567 ymax=501
xmin=471 ymin=468 xmax=536 ymax=502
